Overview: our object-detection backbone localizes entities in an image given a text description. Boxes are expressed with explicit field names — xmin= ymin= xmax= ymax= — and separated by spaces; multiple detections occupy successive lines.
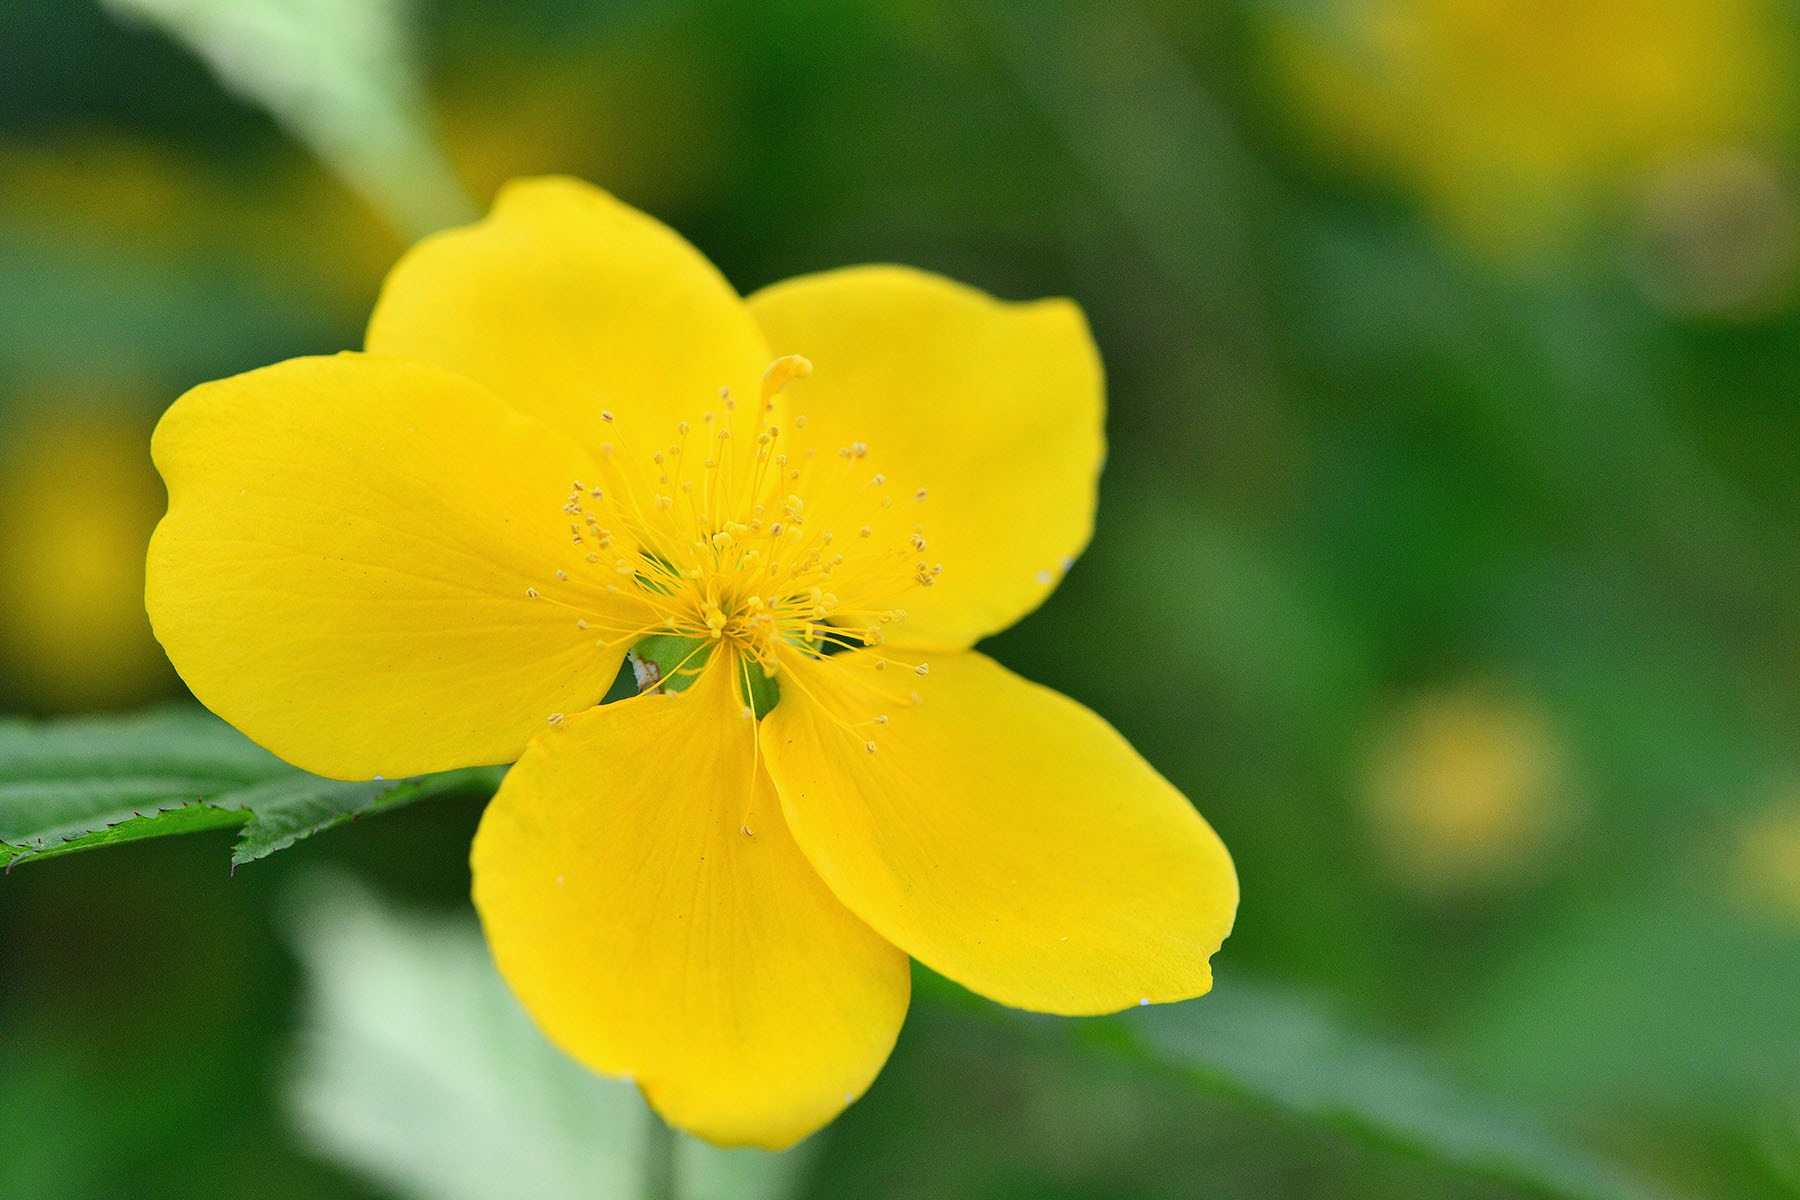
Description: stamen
xmin=549 ymin=385 xmax=941 ymax=716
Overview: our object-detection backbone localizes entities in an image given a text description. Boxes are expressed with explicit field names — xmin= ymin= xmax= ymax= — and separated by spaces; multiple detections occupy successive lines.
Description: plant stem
xmin=642 ymin=1112 xmax=678 ymax=1200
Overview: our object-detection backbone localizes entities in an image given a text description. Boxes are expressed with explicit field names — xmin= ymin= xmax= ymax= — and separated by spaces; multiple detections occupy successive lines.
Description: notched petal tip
xmin=762 ymin=649 xmax=1237 ymax=1017
xmin=746 ymin=266 xmax=1106 ymax=650
xmin=472 ymin=659 xmax=910 ymax=1150
xmin=146 ymin=353 xmax=625 ymax=781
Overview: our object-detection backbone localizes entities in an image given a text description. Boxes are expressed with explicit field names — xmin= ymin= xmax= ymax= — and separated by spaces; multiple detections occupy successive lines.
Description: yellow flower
xmin=1364 ymin=682 xmax=1572 ymax=895
xmin=145 ymin=178 xmax=1237 ymax=1148
xmin=1267 ymin=0 xmax=1795 ymax=256
xmin=1 ymin=404 xmax=174 ymax=710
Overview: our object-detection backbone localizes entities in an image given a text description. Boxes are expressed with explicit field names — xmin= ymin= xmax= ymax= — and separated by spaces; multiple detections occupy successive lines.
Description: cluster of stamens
xmin=527 ymin=355 xmax=941 ymax=745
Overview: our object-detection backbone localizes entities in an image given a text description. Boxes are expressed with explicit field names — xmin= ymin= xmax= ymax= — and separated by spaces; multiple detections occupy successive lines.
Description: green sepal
xmin=739 ymin=657 xmax=782 ymax=718
xmin=626 ymin=635 xmax=782 ymax=716
xmin=626 ymin=634 xmax=713 ymax=694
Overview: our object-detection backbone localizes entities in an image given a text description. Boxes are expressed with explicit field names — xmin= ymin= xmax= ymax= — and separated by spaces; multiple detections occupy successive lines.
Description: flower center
xmin=542 ymin=355 xmax=940 ymax=704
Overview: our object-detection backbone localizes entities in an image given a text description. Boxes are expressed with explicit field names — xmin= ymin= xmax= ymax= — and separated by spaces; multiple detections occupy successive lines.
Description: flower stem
xmin=642 ymin=1112 xmax=678 ymax=1200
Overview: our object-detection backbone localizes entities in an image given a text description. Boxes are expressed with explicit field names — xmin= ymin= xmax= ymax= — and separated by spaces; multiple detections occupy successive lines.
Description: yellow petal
xmin=747 ymin=266 xmax=1104 ymax=650
xmin=761 ymin=649 xmax=1236 ymax=1015
xmin=147 ymin=353 xmax=645 ymax=780
xmin=366 ymin=177 xmax=772 ymax=459
xmin=470 ymin=656 xmax=911 ymax=1149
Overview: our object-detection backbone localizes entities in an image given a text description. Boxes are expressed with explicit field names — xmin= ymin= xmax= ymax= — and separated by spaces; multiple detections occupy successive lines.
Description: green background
xmin=5 ymin=1 xmax=1800 ymax=1197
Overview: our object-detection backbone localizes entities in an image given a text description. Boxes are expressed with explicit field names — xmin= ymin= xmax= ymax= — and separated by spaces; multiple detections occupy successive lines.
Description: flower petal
xmin=470 ymin=656 xmax=911 ymax=1149
xmin=761 ymin=649 xmax=1236 ymax=1015
xmin=366 ymin=177 xmax=772 ymax=459
xmin=147 ymin=353 xmax=643 ymax=780
xmin=747 ymin=266 xmax=1104 ymax=649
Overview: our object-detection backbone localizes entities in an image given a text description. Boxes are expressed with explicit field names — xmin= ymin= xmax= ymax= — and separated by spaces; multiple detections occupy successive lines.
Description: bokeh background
xmin=6 ymin=1 xmax=1800 ymax=1197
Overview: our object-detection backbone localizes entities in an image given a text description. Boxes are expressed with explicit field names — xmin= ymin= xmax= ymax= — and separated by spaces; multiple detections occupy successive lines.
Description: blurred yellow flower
xmin=1267 ymin=0 xmax=1796 ymax=258
xmin=145 ymin=178 xmax=1238 ymax=1148
xmin=1364 ymin=681 xmax=1572 ymax=894
xmin=0 ymin=404 xmax=174 ymax=711
xmin=1733 ymin=788 xmax=1800 ymax=924
xmin=0 ymin=134 xmax=405 ymax=317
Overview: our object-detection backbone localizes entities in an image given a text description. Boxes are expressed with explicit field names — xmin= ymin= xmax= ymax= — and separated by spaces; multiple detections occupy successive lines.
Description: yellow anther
xmin=784 ymin=494 xmax=805 ymax=515
xmin=761 ymin=355 xmax=814 ymax=403
xmin=864 ymin=741 xmax=878 ymax=754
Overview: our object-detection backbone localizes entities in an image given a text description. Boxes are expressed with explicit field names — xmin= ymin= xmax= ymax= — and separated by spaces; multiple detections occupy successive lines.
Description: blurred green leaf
xmin=98 ymin=0 xmax=475 ymax=236
xmin=0 ymin=707 xmax=502 ymax=868
xmin=285 ymin=871 xmax=809 ymax=1200
xmin=1455 ymin=882 xmax=1800 ymax=1119
xmin=920 ymin=971 xmax=1663 ymax=1200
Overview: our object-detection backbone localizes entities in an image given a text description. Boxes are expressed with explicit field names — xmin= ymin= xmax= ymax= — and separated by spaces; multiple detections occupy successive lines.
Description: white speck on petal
xmin=1036 ymin=569 xmax=1052 ymax=585
xmin=1139 ymin=997 xmax=1150 ymax=1007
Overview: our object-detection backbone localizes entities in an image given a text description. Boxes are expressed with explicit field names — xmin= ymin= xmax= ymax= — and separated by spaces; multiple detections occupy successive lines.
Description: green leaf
xmin=284 ymin=872 xmax=810 ymax=1200
xmin=227 ymin=765 xmax=506 ymax=868
xmin=918 ymin=971 xmax=1658 ymax=1200
xmin=0 ymin=707 xmax=502 ymax=869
